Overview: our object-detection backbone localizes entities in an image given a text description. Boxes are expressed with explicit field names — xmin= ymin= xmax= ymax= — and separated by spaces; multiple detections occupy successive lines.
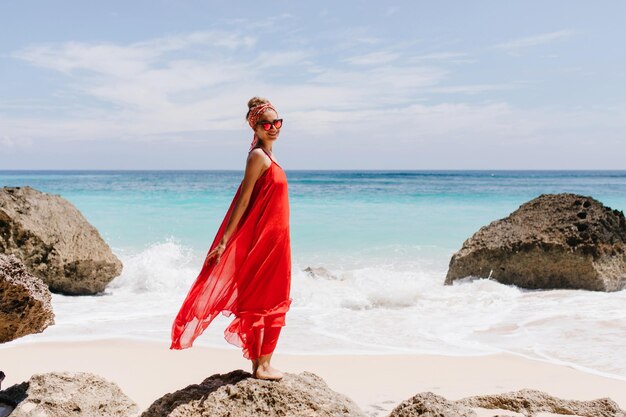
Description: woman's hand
xmin=204 ymin=241 xmax=226 ymax=267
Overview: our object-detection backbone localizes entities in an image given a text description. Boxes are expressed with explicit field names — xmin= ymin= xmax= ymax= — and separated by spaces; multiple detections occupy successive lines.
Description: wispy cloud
xmin=385 ymin=7 xmax=399 ymax=17
xmin=7 ymin=26 xmax=456 ymax=142
xmin=5 ymin=21 xmax=623 ymax=170
xmin=1 ymin=135 xmax=17 ymax=148
xmin=312 ymin=65 xmax=445 ymax=91
xmin=428 ymin=84 xmax=515 ymax=94
xmin=493 ymin=30 xmax=576 ymax=52
xmin=253 ymin=51 xmax=312 ymax=68
xmin=409 ymin=51 xmax=474 ymax=64
xmin=344 ymin=51 xmax=400 ymax=66
xmin=13 ymin=30 xmax=257 ymax=75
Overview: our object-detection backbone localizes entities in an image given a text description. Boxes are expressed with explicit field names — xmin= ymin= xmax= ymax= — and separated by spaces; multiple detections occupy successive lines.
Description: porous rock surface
xmin=0 ymin=186 xmax=123 ymax=295
xmin=388 ymin=388 xmax=625 ymax=417
xmin=456 ymin=388 xmax=626 ymax=417
xmin=0 ymin=253 xmax=54 ymax=343
xmin=141 ymin=369 xmax=366 ymax=417
xmin=0 ymin=371 xmax=138 ymax=417
xmin=445 ymin=193 xmax=626 ymax=291
xmin=388 ymin=391 xmax=477 ymax=417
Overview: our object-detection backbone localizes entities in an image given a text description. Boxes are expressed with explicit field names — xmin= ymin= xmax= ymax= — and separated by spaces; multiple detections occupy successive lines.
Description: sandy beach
xmin=1 ymin=338 xmax=625 ymax=416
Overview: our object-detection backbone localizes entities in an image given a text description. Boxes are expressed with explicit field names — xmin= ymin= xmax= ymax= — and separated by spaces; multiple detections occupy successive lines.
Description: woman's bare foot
xmin=254 ymin=364 xmax=283 ymax=381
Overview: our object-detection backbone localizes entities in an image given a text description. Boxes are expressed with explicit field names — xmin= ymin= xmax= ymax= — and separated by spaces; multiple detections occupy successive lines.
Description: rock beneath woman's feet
xmin=0 ymin=186 xmax=123 ymax=295
xmin=456 ymin=388 xmax=626 ymax=417
xmin=445 ymin=193 xmax=626 ymax=291
xmin=0 ymin=253 xmax=54 ymax=343
xmin=388 ymin=391 xmax=476 ymax=417
xmin=141 ymin=369 xmax=366 ymax=417
xmin=0 ymin=371 xmax=138 ymax=417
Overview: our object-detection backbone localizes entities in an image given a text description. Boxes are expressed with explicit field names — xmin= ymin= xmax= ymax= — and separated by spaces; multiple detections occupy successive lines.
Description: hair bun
xmin=246 ymin=96 xmax=269 ymax=120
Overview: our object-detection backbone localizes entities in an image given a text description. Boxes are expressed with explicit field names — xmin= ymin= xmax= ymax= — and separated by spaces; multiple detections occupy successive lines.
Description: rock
xmin=456 ymin=388 xmax=626 ymax=417
xmin=0 ymin=253 xmax=54 ymax=343
xmin=388 ymin=391 xmax=476 ymax=417
xmin=0 ymin=405 xmax=12 ymax=417
xmin=445 ymin=193 xmax=626 ymax=291
xmin=304 ymin=266 xmax=340 ymax=280
xmin=389 ymin=389 xmax=625 ymax=417
xmin=0 ymin=186 xmax=123 ymax=295
xmin=141 ymin=369 xmax=366 ymax=417
xmin=0 ymin=371 xmax=6 ymax=417
xmin=0 ymin=371 xmax=138 ymax=417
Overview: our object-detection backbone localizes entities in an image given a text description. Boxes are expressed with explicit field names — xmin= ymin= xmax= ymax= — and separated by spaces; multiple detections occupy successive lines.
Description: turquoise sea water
xmin=2 ymin=170 xmax=625 ymax=261
xmin=1 ymin=170 xmax=626 ymax=381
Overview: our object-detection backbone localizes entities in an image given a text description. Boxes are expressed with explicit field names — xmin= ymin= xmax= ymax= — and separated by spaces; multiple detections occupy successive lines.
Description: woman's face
xmin=254 ymin=109 xmax=281 ymax=144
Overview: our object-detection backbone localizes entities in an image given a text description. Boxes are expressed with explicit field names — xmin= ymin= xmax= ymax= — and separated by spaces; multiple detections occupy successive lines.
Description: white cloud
xmin=4 ymin=26 xmax=624 ymax=169
xmin=493 ymin=30 xmax=576 ymax=51
xmin=7 ymin=28 xmax=454 ymax=140
xmin=409 ymin=52 xmax=474 ymax=64
xmin=312 ymin=65 xmax=446 ymax=90
xmin=13 ymin=30 xmax=257 ymax=76
xmin=0 ymin=132 xmax=33 ymax=149
xmin=14 ymin=42 xmax=155 ymax=76
xmin=1 ymin=135 xmax=14 ymax=147
xmin=253 ymin=51 xmax=312 ymax=68
xmin=237 ymin=13 xmax=294 ymax=31
xmin=428 ymin=84 xmax=515 ymax=94
xmin=385 ymin=7 xmax=399 ymax=17
xmin=344 ymin=51 xmax=400 ymax=66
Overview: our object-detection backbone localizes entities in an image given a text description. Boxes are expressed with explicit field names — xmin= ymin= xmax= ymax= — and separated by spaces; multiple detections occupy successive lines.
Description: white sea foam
xmin=4 ymin=239 xmax=626 ymax=382
xmin=107 ymin=237 xmax=197 ymax=293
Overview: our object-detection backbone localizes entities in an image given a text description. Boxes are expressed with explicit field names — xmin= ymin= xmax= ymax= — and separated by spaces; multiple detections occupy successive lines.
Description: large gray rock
xmin=456 ymin=388 xmax=626 ymax=417
xmin=0 ymin=253 xmax=54 ymax=343
xmin=0 ymin=186 xmax=122 ymax=295
xmin=389 ymin=388 xmax=625 ymax=417
xmin=388 ymin=391 xmax=476 ymax=417
xmin=0 ymin=371 xmax=138 ymax=417
xmin=445 ymin=193 xmax=626 ymax=291
xmin=141 ymin=369 xmax=366 ymax=417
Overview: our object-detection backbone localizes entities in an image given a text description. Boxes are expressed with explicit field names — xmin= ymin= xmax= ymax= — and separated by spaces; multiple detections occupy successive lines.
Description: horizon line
xmin=2 ymin=168 xmax=626 ymax=172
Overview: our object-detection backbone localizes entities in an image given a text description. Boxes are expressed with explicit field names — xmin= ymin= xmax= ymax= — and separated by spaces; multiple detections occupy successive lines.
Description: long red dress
xmin=170 ymin=148 xmax=292 ymax=359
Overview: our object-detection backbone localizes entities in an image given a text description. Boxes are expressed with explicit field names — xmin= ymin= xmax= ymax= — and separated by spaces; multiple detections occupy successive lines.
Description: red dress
xmin=170 ymin=148 xmax=292 ymax=359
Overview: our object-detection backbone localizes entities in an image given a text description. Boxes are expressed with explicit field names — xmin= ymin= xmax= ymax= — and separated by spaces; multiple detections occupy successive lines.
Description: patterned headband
xmin=247 ymin=102 xmax=278 ymax=151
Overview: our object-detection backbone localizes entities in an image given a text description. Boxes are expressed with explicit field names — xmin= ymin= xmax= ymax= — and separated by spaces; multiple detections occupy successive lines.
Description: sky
xmin=1 ymin=1 xmax=625 ymax=170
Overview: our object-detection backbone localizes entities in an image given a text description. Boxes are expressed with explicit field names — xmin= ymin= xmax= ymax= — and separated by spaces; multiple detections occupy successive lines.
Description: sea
xmin=1 ymin=170 xmax=625 ymax=382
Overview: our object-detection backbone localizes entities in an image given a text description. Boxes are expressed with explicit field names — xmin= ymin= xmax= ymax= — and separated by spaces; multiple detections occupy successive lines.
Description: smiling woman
xmin=170 ymin=97 xmax=292 ymax=382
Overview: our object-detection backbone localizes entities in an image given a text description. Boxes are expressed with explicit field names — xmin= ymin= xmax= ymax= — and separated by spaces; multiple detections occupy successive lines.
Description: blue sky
xmin=1 ymin=1 xmax=625 ymax=169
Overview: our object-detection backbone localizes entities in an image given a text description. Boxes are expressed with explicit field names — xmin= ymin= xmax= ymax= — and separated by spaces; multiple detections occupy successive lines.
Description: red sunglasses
xmin=256 ymin=119 xmax=283 ymax=131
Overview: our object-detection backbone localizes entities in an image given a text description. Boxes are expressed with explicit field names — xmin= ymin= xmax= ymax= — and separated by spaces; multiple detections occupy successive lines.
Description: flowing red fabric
xmin=170 ymin=148 xmax=292 ymax=359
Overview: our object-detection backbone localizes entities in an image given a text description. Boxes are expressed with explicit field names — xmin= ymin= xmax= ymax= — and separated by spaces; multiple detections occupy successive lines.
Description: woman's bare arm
xmin=204 ymin=150 xmax=269 ymax=265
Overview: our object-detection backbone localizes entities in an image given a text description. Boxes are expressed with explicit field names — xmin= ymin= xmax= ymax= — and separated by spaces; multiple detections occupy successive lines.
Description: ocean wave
xmin=108 ymin=237 xmax=199 ymax=293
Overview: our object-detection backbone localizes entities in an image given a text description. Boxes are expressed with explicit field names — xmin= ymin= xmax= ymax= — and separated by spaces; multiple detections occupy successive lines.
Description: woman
xmin=170 ymin=97 xmax=292 ymax=381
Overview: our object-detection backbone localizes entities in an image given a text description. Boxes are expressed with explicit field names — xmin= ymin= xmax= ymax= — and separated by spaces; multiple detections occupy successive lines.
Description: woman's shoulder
xmin=248 ymin=147 xmax=266 ymax=158
xmin=246 ymin=148 xmax=272 ymax=178
xmin=248 ymin=148 xmax=272 ymax=165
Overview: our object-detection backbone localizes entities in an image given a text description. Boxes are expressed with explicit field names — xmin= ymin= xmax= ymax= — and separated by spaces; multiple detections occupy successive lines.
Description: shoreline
xmin=1 ymin=338 xmax=625 ymax=416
